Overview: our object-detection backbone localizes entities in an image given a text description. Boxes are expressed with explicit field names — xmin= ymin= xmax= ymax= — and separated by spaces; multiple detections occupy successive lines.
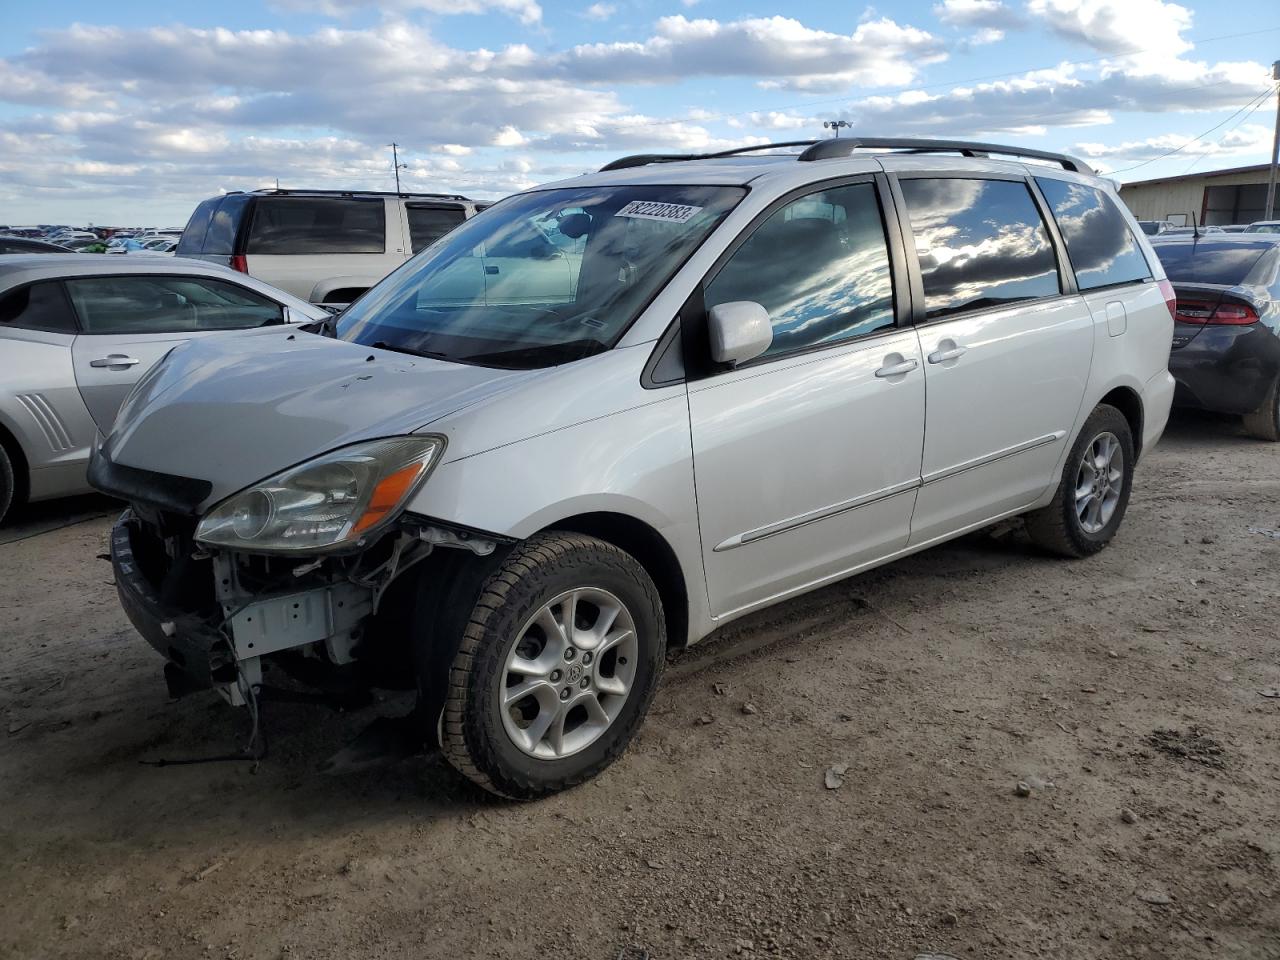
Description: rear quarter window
xmin=176 ymin=198 xmax=219 ymax=255
xmin=1035 ymin=178 xmax=1151 ymax=290
xmin=246 ymin=197 xmax=385 ymax=255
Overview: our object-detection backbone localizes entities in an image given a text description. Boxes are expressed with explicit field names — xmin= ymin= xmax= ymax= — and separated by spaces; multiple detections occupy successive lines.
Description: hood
xmin=102 ymin=328 xmax=534 ymax=508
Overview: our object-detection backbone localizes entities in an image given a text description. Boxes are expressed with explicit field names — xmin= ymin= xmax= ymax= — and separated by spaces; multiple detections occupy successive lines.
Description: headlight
xmin=195 ymin=436 xmax=445 ymax=553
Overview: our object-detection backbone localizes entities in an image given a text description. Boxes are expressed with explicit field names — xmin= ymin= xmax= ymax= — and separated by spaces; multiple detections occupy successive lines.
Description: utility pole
xmin=1266 ymin=60 xmax=1280 ymax=221
xmin=823 ymin=120 xmax=850 ymax=138
xmin=388 ymin=142 xmax=407 ymax=193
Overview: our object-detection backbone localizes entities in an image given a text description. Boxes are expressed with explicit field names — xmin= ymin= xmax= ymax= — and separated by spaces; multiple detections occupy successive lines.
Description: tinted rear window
xmin=1035 ymin=178 xmax=1151 ymax=290
xmin=899 ymin=177 xmax=1060 ymax=319
xmin=176 ymin=198 xmax=219 ymax=255
xmin=0 ymin=281 xmax=76 ymax=333
xmin=204 ymin=195 xmax=251 ymax=255
xmin=406 ymin=205 xmax=466 ymax=253
xmin=246 ymin=197 xmax=385 ymax=254
xmin=1152 ymin=243 xmax=1269 ymax=284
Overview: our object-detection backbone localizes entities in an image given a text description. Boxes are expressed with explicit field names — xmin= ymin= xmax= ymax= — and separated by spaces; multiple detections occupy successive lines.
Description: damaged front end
xmin=95 ymin=434 xmax=497 ymax=709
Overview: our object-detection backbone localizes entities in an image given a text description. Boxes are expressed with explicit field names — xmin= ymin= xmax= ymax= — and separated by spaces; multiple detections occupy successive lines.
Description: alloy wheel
xmin=499 ymin=587 xmax=639 ymax=760
xmin=1075 ymin=431 xmax=1124 ymax=534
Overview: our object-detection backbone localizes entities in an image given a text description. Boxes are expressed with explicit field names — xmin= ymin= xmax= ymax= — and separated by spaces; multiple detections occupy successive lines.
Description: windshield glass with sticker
xmin=338 ymin=185 xmax=745 ymax=369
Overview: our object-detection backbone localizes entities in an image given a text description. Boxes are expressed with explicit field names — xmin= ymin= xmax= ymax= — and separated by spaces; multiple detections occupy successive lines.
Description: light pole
xmin=823 ymin=120 xmax=850 ymax=138
xmin=1265 ymin=60 xmax=1280 ymax=221
xmin=388 ymin=142 xmax=408 ymax=193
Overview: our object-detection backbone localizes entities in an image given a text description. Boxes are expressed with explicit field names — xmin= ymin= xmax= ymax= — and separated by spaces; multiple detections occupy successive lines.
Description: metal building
xmin=1117 ymin=163 xmax=1275 ymax=226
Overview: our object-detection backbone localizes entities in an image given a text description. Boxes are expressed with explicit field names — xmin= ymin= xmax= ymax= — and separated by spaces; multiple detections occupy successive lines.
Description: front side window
xmin=705 ymin=182 xmax=894 ymax=358
xmin=337 ymin=185 xmax=744 ymax=369
xmin=246 ymin=198 xmax=385 ymax=255
xmin=407 ymin=205 xmax=467 ymax=253
xmin=1035 ymin=178 xmax=1152 ymax=290
xmin=0 ymin=281 xmax=76 ymax=333
xmin=65 ymin=276 xmax=283 ymax=334
xmin=900 ymin=177 xmax=1060 ymax=319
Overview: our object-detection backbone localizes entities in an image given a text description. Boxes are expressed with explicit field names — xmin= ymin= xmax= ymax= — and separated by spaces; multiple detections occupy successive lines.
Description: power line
xmin=1100 ymin=86 xmax=1276 ymax=175
xmin=1181 ymin=88 xmax=1275 ymax=174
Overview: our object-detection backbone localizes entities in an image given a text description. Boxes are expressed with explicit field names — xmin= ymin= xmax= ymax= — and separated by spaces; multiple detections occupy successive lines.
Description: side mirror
xmin=708 ymin=301 xmax=773 ymax=367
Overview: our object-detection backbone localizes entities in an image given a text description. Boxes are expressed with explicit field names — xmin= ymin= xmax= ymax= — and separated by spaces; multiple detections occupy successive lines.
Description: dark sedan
xmin=1149 ymin=235 xmax=1280 ymax=440
xmin=0 ymin=235 xmax=72 ymax=255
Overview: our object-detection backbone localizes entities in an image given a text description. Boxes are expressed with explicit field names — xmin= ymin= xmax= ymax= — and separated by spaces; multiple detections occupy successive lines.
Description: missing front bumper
xmin=111 ymin=512 xmax=375 ymax=702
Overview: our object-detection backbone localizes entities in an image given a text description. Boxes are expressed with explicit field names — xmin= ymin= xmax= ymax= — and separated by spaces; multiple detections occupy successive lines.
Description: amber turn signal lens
xmin=352 ymin=462 xmax=427 ymax=534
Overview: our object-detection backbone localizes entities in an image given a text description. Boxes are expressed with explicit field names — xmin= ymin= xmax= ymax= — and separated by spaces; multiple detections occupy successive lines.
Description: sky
xmin=0 ymin=0 xmax=1277 ymax=227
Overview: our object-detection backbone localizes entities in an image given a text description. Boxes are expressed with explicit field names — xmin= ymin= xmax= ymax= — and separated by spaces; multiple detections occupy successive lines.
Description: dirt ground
xmin=2 ymin=409 xmax=1278 ymax=960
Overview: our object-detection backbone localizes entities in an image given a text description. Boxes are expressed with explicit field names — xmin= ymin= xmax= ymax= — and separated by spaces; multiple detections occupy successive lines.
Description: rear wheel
xmin=1242 ymin=376 xmax=1280 ymax=442
xmin=1025 ymin=404 xmax=1135 ymax=558
xmin=440 ymin=532 xmax=666 ymax=799
xmin=0 ymin=444 xmax=14 ymax=526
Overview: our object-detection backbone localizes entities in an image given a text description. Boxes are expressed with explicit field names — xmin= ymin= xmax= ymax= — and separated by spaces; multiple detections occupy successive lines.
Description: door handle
xmin=874 ymin=357 xmax=919 ymax=379
xmin=89 ymin=355 xmax=141 ymax=368
xmin=928 ymin=342 xmax=968 ymax=364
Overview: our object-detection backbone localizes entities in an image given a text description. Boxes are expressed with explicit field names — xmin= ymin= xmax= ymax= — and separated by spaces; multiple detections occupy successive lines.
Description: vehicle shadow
xmin=0 ymin=493 xmax=120 ymax=545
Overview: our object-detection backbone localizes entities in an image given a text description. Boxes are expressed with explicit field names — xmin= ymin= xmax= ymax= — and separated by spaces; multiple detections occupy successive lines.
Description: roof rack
xmin=598 ymin=141 xmax=818 ymax=172
xmin=797 ymin=137 xmax=1093 ymax=174
xmin=599 ymin=137 xmax=1092 ymax=175
xmin=237 ymin=188 xmax=472 ymax=201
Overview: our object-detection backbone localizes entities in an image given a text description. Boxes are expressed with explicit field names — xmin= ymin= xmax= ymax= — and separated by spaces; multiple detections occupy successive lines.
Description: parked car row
xmin=1138 ymin=219 xmax=1280 ymax=236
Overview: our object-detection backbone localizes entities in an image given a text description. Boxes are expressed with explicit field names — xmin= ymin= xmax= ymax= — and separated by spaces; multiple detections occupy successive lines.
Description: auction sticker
xmin=614 ymin=201 xmax=703 ymax=224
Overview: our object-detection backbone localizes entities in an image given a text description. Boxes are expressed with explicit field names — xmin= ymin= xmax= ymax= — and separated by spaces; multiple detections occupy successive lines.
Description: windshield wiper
xmin=370 ymin=341 xmax=450 ymax=360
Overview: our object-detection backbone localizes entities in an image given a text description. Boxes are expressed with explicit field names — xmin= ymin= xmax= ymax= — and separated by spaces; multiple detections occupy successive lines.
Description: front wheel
xmin=440 ymin=532 xmax=666 ymax=799
xmin=0 ymin=444 xmax=14 ymax=526
xmin=1025 ymin=404 xmax=1135 ymax=558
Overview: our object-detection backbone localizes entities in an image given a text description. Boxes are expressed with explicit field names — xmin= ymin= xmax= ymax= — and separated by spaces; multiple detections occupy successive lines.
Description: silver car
xmin=95 ymin=138 xmax=1175 ymax=798
xmin=0 ymin=255 xmax=327 ymax=522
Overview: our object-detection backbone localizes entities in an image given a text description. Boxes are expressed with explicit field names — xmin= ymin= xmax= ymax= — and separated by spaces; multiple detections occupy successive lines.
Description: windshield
xmin=337 ymin=184 xmax=745 ymax=369
xmin=1153 ymin=242 xmax=1270 ymax=285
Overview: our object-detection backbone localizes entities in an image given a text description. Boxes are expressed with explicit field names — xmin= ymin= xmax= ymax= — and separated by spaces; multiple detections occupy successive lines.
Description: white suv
xmin=94 ymin=138 xmax=1175 ymax=798
xmin=175 ymin=189 xmax=485 ymax=306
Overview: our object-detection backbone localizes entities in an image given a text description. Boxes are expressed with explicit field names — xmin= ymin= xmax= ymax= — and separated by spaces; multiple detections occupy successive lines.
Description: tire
xmin=440 ymin=532 xmax=666 ymax=799
xmin=1242 ymin=377 xmax=1280 ymax=442
xmin=0 ymin=444 xmax=14 ymax=526
xmin=1025 ymin=404 xmax=1135 ymax=558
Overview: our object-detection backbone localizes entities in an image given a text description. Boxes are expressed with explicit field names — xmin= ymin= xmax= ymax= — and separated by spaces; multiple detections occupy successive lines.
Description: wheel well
xmin=0 ymin=419 xmax=29 ymax=507
xmin=1098 ymin=387 xmax=1144 ymax=459
xmin=547 ymin=513 xmax=689 ymax=650
xmin=319 ymin=287 xmax=367 ymax=305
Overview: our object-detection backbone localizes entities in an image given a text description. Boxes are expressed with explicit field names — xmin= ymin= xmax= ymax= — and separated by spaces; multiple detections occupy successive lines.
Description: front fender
xmin=405 ymin=391 xmax=712 ymax=643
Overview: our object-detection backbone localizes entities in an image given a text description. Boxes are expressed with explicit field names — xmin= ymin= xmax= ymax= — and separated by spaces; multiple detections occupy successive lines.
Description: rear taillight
xmin=1158 ymin=278 xmax=1177 ymax=322
xmin=1175 ymin=298 xmax=1258 ymax=325
xmin=229 ymin=254 xmax=248 ymax=273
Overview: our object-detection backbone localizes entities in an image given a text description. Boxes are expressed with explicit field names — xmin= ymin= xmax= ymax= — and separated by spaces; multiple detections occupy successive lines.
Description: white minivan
xmin=175 ymin=188 xmax=486 ymax=306
xmin=94 ymin=138 xmax=1175 ymax=798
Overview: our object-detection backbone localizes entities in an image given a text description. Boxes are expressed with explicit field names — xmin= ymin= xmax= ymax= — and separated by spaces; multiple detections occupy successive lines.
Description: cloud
xmin=582 ymin=2 xmax=615 ymax=20
xmin=1074 ymin=123 xmax=1276 ymax=167
xmin=1026 ymin=0 xmax=1192 ymax=63
xmin=557 ymin=16 xmax=947 ymax=92
xmin=270 ymin=0 xmax=543 ymax=25
xmin=933 ymin=0 xmax=1021 ymax=29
